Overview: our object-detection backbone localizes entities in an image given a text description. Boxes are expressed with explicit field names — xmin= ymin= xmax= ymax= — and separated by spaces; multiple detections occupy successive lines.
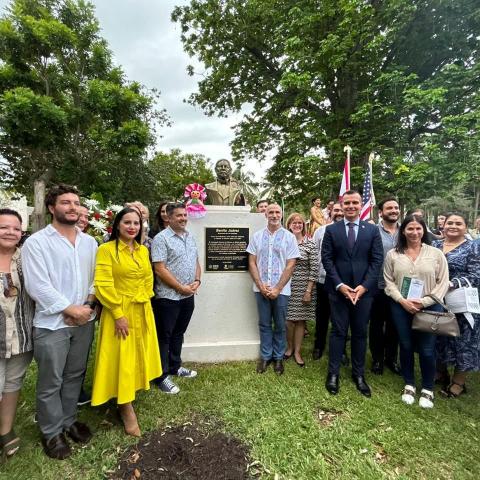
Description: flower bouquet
xmin=83 ymin=198 xmax=123 ymax=243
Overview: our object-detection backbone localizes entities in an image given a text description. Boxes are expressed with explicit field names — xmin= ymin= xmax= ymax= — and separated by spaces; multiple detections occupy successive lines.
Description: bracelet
xmin=83 ymin=300 xmax=97 ymax=309
xmin=195 ymin=278 xmax=202 ymax=285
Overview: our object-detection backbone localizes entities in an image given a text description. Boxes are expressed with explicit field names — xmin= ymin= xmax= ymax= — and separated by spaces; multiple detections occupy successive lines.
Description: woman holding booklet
xmin=383 ymin=214 xmax=449 ymax=409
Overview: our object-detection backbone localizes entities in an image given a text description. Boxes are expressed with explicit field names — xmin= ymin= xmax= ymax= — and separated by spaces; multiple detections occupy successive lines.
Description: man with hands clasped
xmin=321 ymin=190 xmax=384 ymax=397
xmin=247 ymin=204 xmax=300 ymax=375
xmin=151 ymin=203 xmax=201 ymax=395
xmin=22 ymin=184 xmax=98 ymax=460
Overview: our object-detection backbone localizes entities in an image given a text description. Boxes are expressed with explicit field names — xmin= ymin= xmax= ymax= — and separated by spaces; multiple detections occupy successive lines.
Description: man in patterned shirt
xmin=151 ymin=202 xmax=201 ymax=394
xmin=247 ymin=204 xmax=300 ymax=375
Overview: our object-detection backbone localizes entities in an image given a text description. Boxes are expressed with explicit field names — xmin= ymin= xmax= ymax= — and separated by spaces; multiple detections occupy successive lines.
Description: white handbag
xmin=445 ymin=277 xmax=480 ymax=317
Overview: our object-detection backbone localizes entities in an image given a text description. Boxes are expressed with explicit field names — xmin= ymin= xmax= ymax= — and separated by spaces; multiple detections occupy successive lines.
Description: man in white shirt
xmin=22 ymin=184 xmax=98 ymax=460
xmin=247 ymin=203 xmax=300 ymax=375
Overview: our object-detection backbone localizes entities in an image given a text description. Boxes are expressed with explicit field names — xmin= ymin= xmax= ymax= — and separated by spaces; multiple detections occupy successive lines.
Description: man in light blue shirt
xmin=369 ymin=197 xmax=401 ymax=376
xmin=151 ymin=203 xmax=201 ymax=395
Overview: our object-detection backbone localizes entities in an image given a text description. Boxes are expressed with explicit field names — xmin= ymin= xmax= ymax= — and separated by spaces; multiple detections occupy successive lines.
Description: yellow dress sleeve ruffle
xmin=94 ymin=243 xmax=124 ymax=319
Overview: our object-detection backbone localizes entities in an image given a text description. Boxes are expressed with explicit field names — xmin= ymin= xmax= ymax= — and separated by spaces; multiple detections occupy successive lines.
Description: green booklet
xmin=400 ymin=276 xmax=424 ymax=299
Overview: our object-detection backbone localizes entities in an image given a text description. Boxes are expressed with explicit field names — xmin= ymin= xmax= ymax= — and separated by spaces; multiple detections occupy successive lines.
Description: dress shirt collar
xmin=343 ymin=217 xmax=360 ymax=227
xmin=117 ymin=239 xmax=141 ymax=251
xmin=379 ymin=219 xmax=399 ymax=233
xmin=45 ymin=223 xmax=83 ymax=237
xmin=165 ymin=225 xmax=189 ymax=239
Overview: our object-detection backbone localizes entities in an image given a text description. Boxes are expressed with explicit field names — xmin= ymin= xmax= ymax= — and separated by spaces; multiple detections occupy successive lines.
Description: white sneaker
xmin=401 ymin=385 xmax=416 ymax=405
xmin=157 ymin=376 xmax=180 ymax=394
xmin=419 ymin=389 xmax=434 ymax=408
xmin=175 ymin=366 xmax=197 ymax=378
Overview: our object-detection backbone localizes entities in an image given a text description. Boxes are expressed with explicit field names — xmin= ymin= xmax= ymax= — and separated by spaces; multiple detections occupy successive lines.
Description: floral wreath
xmin=83 ymin=199 xmax=123 ymax=243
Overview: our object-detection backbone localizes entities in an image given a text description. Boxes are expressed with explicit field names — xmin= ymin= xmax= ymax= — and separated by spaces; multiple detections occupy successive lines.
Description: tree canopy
xmin=147 ymin=148 xmax=214 ymax=207
xmin=173 ymin=0 xmax=480 ymax=217
xmin=0 ymin=0 xmax=168 ymax=228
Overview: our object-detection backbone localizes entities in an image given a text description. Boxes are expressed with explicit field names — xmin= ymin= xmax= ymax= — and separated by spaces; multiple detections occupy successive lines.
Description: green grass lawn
xmin=2 ymin=324 xmax=480 ymax=480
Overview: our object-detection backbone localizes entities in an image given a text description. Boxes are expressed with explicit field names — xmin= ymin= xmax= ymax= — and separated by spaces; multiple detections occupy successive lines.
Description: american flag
xmin=360 ymin=158 xmax=375 ymax=220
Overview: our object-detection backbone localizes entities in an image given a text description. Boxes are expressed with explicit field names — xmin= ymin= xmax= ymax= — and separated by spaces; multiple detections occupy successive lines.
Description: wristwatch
xmin=83 ymin=300 xmax=98 ymax=309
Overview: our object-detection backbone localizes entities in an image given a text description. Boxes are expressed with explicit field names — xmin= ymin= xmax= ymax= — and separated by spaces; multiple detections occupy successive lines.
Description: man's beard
xmin=383 ymin=214 xmax=399 ymax=224
xmin=54 ymin=211 xmax=79 ymax=225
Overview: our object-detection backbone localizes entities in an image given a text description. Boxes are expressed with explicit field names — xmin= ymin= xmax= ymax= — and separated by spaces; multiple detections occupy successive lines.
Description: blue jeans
xmin=390 ymin=300 xmax=443 ymax=390
xmin=255 ymin=293 xmax=289 ymax=361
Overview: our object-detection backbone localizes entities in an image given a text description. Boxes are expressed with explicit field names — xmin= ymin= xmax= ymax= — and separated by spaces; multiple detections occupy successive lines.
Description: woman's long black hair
xmin=153 ymin=201 xmax=170 ymax=234
xmin=109 ymin=207 xmax=142 ymax=256
xmin=395 ymin=214 xmax=430 ymax=253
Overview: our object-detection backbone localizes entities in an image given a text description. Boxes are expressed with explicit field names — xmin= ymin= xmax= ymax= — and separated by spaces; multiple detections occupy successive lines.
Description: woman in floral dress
xmin=432 ymin=213 xmax=480 ymax=397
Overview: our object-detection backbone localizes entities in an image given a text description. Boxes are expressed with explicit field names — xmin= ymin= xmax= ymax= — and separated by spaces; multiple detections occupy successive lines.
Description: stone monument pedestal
xmin=182 ymin=206 xmax=265 ymax=362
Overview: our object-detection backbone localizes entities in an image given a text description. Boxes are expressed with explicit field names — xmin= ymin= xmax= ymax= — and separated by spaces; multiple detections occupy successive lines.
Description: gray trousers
xmin=33 ymin=322 xmax=94 ymax=440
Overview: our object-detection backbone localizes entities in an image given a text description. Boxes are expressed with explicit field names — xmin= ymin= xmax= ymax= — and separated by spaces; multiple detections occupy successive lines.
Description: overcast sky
xmin=0 ymin=0 xmax=271 ymax=180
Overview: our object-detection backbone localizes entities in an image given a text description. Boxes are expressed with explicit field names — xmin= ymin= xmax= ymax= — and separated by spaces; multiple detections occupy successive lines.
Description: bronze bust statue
xmin=205 ymin=159 xmax=245 ymax=206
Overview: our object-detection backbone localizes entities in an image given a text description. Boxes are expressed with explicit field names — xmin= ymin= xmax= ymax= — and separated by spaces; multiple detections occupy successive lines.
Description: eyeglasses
xmin=1 ymin=273 xmax=18 ymax=298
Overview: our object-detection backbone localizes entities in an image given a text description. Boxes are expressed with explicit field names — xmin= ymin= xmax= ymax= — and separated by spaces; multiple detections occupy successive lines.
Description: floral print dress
xmin=432 ymin=239 xmax=480 ymax=371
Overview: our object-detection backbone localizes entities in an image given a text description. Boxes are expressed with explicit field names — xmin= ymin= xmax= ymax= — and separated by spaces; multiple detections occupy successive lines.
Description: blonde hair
xmin=125 ymin=201 xmax=149 ymax=219
xmin=286 ymin=212 xmax=306 ymax=236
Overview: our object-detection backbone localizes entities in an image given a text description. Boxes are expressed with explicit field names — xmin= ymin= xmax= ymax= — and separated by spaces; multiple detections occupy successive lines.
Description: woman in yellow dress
xmin=308 ymin=197 xmax=326 ymax=236
xmin=91 ymin=207 xmax=161 ymax=437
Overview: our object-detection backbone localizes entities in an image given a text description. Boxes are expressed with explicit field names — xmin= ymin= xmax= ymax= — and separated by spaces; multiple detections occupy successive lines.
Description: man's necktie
xmin=347 ymin=222 xmax=356 ymax=249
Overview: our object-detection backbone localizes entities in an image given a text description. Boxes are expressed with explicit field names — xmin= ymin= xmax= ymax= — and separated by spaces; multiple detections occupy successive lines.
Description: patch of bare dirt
xmin=315 ymin=407 xmax=344 ymax=427
xmin=109 ymin=423 xmax=256 ymax=480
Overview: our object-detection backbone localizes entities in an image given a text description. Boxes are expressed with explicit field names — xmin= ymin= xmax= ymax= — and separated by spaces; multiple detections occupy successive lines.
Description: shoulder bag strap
xmin=424 ymin=293 xmax=451 ymax=312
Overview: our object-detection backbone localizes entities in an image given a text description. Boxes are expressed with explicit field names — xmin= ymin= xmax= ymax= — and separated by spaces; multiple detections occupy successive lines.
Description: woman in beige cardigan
xmin=384 ymin=214 xmax=449 ymax=409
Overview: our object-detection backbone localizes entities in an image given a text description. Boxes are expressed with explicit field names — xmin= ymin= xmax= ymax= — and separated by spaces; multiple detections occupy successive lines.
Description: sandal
xmin=434 ymin=371 xmax=450 ymax=388
xmin=440 ymin=381 xmax=467 ymax=398
xmin=0 ymin=430 xmax=20 ymax=460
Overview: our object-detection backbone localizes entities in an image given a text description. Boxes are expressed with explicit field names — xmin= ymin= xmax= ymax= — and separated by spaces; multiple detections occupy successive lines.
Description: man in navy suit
xmin=321 ymin=190 xmax=384 ymax=396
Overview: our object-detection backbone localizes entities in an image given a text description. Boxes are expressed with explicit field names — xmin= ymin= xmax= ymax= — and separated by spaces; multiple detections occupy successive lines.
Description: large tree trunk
xmin=32 ymin=177 xmax=48 ymax=232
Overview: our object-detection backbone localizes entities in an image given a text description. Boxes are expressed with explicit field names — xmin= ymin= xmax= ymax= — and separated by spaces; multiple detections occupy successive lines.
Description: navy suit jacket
xmin=321 ymin=219 xmax=384 ymax=297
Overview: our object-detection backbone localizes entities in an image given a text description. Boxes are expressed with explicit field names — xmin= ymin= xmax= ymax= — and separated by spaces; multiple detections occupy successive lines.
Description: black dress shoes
xmin=352 ymin=376 xmax=371 ymax=397
xmin=273 ymin=359 xmax=284 ymax=375
xmin=256 ymin=359 xmax=272 ymax=373
xmin=64 ymin=421 xmax=92 ymax=444
xmin=371 ymin=360 xmax=384 ymax=375
xmin=41 ymin=433 xmax=71 ymax=460
xmin=325 ymin=373 xmax=339 ymax=395
xmin=384 ymin=360 xmax=401 ymax=375
xmin=312 ymin=349 xmax=322 ymax=360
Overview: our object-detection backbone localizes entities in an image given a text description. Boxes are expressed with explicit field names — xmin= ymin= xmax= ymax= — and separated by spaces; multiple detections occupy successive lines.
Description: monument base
xmin=184 ymin=206 xmax=265 ymax=363
xmin=182 ymin=340 xmax=260 ymax=363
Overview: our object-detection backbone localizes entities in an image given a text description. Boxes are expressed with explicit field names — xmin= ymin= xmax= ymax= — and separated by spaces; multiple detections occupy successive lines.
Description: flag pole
xmin=339 ymin=145 xmax=351 ymax=199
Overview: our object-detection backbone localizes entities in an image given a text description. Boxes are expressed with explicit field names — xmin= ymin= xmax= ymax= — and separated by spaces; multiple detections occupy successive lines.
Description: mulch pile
xmin=109 ymin=424 xmax=255 ymax=480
